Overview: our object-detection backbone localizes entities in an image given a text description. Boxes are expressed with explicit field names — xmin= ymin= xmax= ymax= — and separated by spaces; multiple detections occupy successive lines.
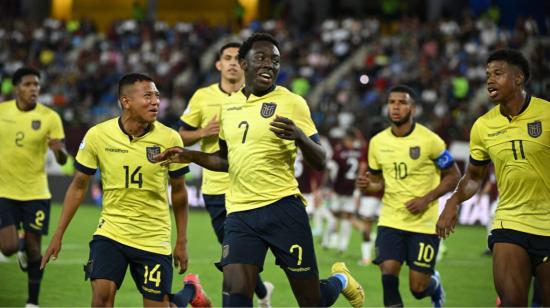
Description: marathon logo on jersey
xmin=409 ymin=146 xmax=421 ymax=160
xmin=527 ymin=120 xmax=542 ymax=138
xmin=260 ymin=102 xmax=277 ymax=118
xmin=31 ymin=120 xmax=41 ymax=130
xmin=146 ymin=146 xmax=161 ymax=163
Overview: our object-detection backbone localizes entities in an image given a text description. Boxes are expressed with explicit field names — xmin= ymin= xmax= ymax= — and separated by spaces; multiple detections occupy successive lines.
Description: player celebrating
xmin=0 ymin=67 xmax=68 ymax=307
xmin=41 ymin=73 xmax=210 ymax=307
xmin=179 ymin=42 xmax=273 ymax=307
xmin=437 ymin=49 xmax=550 ymax=306
xmin=154 ymin=33 xmax=364 ymax=308
xmin=357 ymin=85 xmax=460 ymax=307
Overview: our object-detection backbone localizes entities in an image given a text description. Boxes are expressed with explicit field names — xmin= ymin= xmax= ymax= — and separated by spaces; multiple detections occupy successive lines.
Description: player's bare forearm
xmin=179 ymin=127 xmax=201 ymax=146
xmin=190 ymin=150 xmax=229 ymax=172
xmin=54 ymin=148 xmax=68 ymax=165
xmin=170 ymin=177 xmax=189 ymax=246
xmin=448 ymin=163 xmax=487 ymax=204
xmin=170 ymin=177 xmax=189 ymax=274
xmin=423 ymin=162 xmax=461 ymax=203
xmin=357 ymin=172 xmax=383 ymax=193
xmin=296 ymin=135 xmax=326 ymax=171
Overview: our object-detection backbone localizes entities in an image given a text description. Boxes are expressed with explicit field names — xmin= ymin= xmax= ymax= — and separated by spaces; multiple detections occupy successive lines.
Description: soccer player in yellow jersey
xmin=179 ymin=42 xmax=273 ymax=306
xmin=41 ymin=74 xmax=211 ymax=307
xmin=155 ymin=33 xmax=364 ymax=307
xmin=437 ymin=49 xmax=550 ymax=306
xmin=0 ymin=67 xmax=68 ymax=307
xmin=357 ymin=85 xmax=461 ymax=307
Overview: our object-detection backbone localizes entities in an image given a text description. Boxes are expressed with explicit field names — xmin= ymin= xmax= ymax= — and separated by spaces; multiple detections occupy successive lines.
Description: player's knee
xmin=25 ymin=244 xmax=42 ymax=262
xmin=0 ymin=241 xmax=18 ymax=256
xmin=409 ymin=280 xmax=429 ymax=296
xmin=92 ymin=291 xmax=115 ymax=307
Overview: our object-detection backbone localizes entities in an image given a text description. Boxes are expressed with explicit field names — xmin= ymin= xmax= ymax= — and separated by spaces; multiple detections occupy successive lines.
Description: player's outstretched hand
xmin=436 ymin=197 xmax=460 ymax=239
xmin=41 ymin=235 xmax=62 ymax=270
xmin=152 ymin=147 xmax=190 ymax=166
xmin=270 ymin=115 xmax=302 ymax=140
xmin=173 ymin=241 xmax=188 ymax=274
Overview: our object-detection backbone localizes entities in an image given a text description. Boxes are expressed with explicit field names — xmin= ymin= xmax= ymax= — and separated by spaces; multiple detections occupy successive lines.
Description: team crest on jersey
xmin=527 ymin=120 xmax=542 ymax=138
xmin=146 ymin=146 xmax=161 ymax=163
xmin=260 ymin=102 xmax=277 ymax=118
xmin=409 ymin=146 xmax=421 ymax=160
xmin=31 ymin=120 xmax=41 ymax=130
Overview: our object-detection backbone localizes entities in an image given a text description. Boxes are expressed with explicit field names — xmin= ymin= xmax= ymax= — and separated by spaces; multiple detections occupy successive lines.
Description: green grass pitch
xmin=0 ymin=203 xmax=497 ymax=307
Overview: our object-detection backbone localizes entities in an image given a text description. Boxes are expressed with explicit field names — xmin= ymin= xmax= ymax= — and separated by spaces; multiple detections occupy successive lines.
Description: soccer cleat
xmin=184 ymin=273 xmax=212 ymax=308
xmin=17 ymin=250 xmax=28 ymax=272
xmin=431 ymin=271 xmax=445 ymax=308
xmin=257 ymin=281 xmax=274 ymax=308
xmin=331 ymin=262 xmax=365 ymax=308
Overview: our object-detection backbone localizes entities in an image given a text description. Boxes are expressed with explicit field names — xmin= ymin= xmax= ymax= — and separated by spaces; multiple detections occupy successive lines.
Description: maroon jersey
xmin=295 ymin=152 xmax=323 ymax=194
xmin=332 ymin=144 xmax=362 ymax=196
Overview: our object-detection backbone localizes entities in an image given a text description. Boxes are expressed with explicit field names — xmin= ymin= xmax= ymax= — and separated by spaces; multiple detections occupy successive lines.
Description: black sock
xmin=171 ymin=283 xmax=195 ymax=307
xmin=318 ymin=276 xmax=343 ymax=306
xmin=227 ymin=293 xmax=252 ymax=307
xmin=411 ymin=275 xmax=438 ymax=299
xmin=382 ymin=274 xmax=403 ymax=307
xmin=254 ymin=274 xmax=267 ymax=299
xmin=27 ymin=260 xmax=43 ymax=305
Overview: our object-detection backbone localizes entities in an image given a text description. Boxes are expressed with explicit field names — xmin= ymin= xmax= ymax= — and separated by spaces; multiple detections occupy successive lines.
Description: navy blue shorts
xmin=202 ymin=194 xmax=227 ymax=244
xmin=85 ymin=235 xmax=173 ymax=301
xmin=374 ymin=226 xmax=440 ymax=274
xmin=0 ymin=198 xmax=51 ymax=235
xmin=488 ymin=228 xmax=550 ymax=269
xmin=219 ymin=195 xmax=319 ymax=278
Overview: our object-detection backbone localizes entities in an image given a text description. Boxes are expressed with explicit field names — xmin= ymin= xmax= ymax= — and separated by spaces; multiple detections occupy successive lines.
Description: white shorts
xmin=358 ymin=196 xmax=381 ymax=219
xmin=303 ymin=193 xmax=315 ymax=215
xmin=330 ymin=195 xmax=356 ymax=214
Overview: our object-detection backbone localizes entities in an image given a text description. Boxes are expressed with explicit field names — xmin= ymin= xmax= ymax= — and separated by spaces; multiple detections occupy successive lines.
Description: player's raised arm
xmin=436 ymin=162 xmax=488 ymax=238
xmin=41 ymin=170 xmax=92 ymax=269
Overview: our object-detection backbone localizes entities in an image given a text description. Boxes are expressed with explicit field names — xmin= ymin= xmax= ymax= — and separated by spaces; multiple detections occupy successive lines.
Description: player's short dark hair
xmin=218 ymin=42 xmax=241 ymax=59
xmin=238 ymin=33 xmax=279 ymax=60
xmin=487 ymin=49 xmax=530 ymax=83
xmin=12 ymin=67 xmax=40 ymax=85
xmin=118 ymin=73 xmax=154 ymax=97
xmin=388 ymin=84 xmax=417 ymax=104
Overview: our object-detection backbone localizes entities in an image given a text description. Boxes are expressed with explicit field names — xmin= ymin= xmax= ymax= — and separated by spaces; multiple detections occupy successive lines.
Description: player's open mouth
xmin=488 ymin=87 xmax=498 ymax=98
xmin=258 ymin=72 xmax=272 ymax=82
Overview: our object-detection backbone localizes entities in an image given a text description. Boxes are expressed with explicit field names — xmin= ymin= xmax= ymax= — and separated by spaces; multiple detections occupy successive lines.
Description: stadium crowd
xmin=0 ymin=12 xmax=548 ymax=152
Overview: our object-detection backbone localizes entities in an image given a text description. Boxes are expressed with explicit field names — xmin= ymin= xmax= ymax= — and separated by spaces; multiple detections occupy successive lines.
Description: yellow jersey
xmin=180 ymin=83 xmax=232 ymax=195
xmin=75 ymin=118 xmax=189 ymax=255
xmin=0 ymin=100 xmax=65 ymax=200
xmin=470 ymin=96 xmax=550 ymax=236
xmin=219 ymin=86 xmax=318 ymax=214
xmin=369 ymin=123 xmax=447 ymax=234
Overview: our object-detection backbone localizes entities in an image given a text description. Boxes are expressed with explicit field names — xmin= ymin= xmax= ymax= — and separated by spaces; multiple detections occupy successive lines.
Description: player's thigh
xmin=203 ymin=194 xmax=226 ymax=243
xmin=219 ymin=210 xmax=269 ymax=272
xmin=0 ymin=198 xmax=21 ymax=254
xmin=20 ymin=199 xmax=51 ymax=236
xmin=91 ymin=279 xmax=118 ymax=307
xmin=489 ymin=229 xmax=537 ymax=305
xmin=223 ymin=263 xmax=260 ymax=296
xmin=142 ymin=295 xmax=171 ymax=307
xmin=86 ymin=236 xmax=129 ymax=289
xmin=286 ymin=275 xmax=322 ymax=307
xmin=374 ymin=226 xmax=407 ymax=272
xmin=128 ymin=247 xmax=173 ymax=302
xmin=262 ymin=196 xmax=320 ymax=280
xmin=406 ymin=232 xmax=440 ymax=275
xmin=536 ymin=261 xmax=550 ymax=306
